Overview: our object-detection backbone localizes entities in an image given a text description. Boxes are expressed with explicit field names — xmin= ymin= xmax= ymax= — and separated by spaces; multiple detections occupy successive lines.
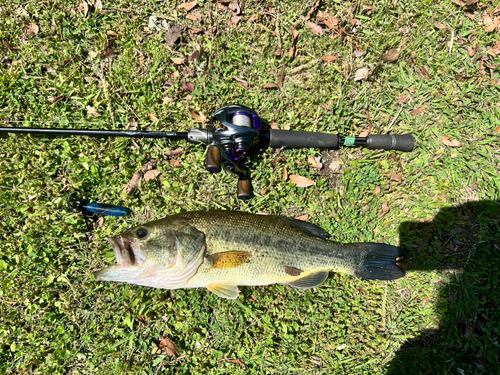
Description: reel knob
xmin=205 ymin=145 xmax=221 ymax=173
xmin=237 ymin=175 xmax=252 ymax=200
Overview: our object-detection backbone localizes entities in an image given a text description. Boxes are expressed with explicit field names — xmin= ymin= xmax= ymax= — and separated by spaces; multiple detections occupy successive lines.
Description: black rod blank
xmin=0 ymin=126 xmax=188 ymax=140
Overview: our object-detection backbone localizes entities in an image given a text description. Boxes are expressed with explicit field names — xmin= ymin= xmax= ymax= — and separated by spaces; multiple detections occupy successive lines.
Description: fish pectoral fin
xmin=207 ymin=251 xmax=252 ymax=269
xmin=207 ymin=283 xmax=240 ymax=299
xmin=286 ymin=271 xmax=329 ymax=289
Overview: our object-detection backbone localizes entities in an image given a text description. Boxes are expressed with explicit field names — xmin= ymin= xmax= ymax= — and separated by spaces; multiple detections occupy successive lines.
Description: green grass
xmin=1 ymin=0 xmax=499 ymax=374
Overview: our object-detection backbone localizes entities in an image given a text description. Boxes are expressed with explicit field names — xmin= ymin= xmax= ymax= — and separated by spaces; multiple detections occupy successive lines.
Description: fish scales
xmin=95 ymin=210 xmax=408 ymax=299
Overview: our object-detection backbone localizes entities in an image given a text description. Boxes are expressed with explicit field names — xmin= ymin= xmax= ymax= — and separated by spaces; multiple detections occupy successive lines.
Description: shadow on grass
xmin=387 ymin=200 xmax=500 ymax=374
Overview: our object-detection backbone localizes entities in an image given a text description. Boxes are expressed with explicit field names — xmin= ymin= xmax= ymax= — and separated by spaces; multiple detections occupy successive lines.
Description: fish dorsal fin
xmin=207 ymin=251 xmax=252 ymax=269
xmin=286 ymin=271 xmax=329 ymax=289
xmin=207 ymin=283 xmax=240 ymax=299
xmin=276 ymin=217 xmax=330 ymax=239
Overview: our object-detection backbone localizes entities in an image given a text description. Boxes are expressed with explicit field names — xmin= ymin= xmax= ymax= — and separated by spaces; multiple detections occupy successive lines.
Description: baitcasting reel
xmin=187 ymin=105 xmax=262 ymax=200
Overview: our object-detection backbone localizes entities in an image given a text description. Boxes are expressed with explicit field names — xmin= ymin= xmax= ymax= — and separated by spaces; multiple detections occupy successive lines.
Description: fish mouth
xmin=109 ymin=236 xmax=145 ymax=267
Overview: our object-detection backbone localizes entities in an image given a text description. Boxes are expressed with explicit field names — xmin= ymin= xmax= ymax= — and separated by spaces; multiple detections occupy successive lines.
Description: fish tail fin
xmin=350 ymin=243 xmax=408 ymax=280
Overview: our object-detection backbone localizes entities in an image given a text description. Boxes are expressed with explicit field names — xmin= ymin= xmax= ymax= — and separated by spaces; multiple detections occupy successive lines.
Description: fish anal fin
xmin=208 ymin=251 xmax=252 ymax=269
xmin=284 ymin=266 xmax=303 ymax=276
xmin=207 ymin=283 xmax=240 ymax=299
xmin=287 ymin=271 xmax=329 ymax=289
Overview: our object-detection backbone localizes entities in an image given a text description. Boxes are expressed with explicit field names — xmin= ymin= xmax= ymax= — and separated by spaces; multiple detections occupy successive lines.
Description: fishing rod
xmin=0 ymin=104 xmax=415 ymax=199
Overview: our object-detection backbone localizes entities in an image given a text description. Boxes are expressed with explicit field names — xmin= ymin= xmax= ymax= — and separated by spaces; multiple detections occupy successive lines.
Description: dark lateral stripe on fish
xmin=284 ymin=266 xmax=303 ymax=276
xmin=208 ymin=251 xmax=252 ymax=269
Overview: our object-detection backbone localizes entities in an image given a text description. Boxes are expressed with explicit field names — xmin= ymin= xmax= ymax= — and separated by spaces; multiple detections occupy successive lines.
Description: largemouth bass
xmin=95 ymin=210 xmax=407 ymax=299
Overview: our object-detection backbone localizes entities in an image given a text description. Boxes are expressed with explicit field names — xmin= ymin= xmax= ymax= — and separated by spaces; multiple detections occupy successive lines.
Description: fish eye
xmin=136 ymin=228 xmax=148 ymax=239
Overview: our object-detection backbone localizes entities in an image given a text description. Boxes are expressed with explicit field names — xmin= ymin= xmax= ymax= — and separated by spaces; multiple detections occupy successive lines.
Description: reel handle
xmin=205 ymin=145 xmax=222 ymax=173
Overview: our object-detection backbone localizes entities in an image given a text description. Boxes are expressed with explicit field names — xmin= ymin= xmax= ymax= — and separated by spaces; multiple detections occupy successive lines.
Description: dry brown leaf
xmin=189 ymin=110 xmax=207 ymax=123
xmin=488 ymin=41 xmax=500 ymax=57
xmin=148 ymin=113 xmax=158 ymax=122
xmin=294 ymin=214 xmax=309 ymax=221
xmin=467 ymin=46 xmax=476 ymax=57
xmin=381 ymin=200 xmax=389 ymax=212
xmin=289 ymin=175 xmax=316 ymax=187
xmin=283 ymin=167 xmax=288 ymax=181
xmin=354 ymin=50 xmax=365 ymax=58
xmin=86 ymin=106 xmax=100 ymax=117
xmin=263 ymin=82 xmax=279 ymax=89
xmin=484 ymin=15 xmax=500 ymax=32
xmin=305 ymin=0 xmax=320 ymax=21
xmin=94 ymin=0 xmax=103 ymax=12
xmin=434 ymin=23 xmax=448 ymax=30
xmin=307 ymin=155 xmax=323 ymax=169
xmin=171 ymin=57 xmax=185 ymax=64
xmin=374 ymin=186 xmax=381 ymax=194
xmin=165 ymin=25 xmax=184 ymax=47
xmin=322 ymin=55 xmax=337 ymax=62
xmin=396 ymin=94 xmax=412 ymax=105
xmin=388 ymin=171 xmax=402 ymax=182
xmin=183 ymin=82 xmax=195 ymax=92
xmin=144 ymin=169 xmax=161 ymax=181
xmin=177 ymin=2 xmax=197 ymax=11
xmin=228 ymin=0 xmax=240 ymax=14
xmin=123 ymin=171 xmax=142 ymax=195
xmin=270 ymin=121 xmax=279 ymax=129
xmin=290 ymin=26 xmax=299 ymax=40
xmin=227 ymin=359 xmax=246 ymax=368
xmin=248 ymin=15 xmax=257 ymax=22
xmin=159 ymin=337 xmax=179 ymax=356
xmin=421 ymin=65 xmax=432 ymax=79
xmin=495 ymin=126 xmax=500 ymax=133
xmin=454 ymin=0 xmax=467 ymax=5
xmin=234 ymin=77 xmax=248 ymax=89
xmin=329 ymin=159 xmax=341 ymax=172
xmin=78 ymin=2 xmax=89 ymax=17
xmin=354 ymin=68 xmax=370 ymax=81
xmin=278 ymin=66 xmax=285 ymax=89
xmin=164 ymin=147 xmax=184 ymax=157
xmin=216 ymin=2 xmax=228 ymax=11
xmin=307 ymin=22 xmax=323 ymax=36
xmin=186 ymin=14 xmax=197 ymax=22
xmin=26 ymin=23 xmax=39 ymax=36
xmin=442 ymin=136 xmax=462 ymax=147
xmin=381 ymin=48 xmax=399 ymax=62
xmin=170 ymin=159 xmax=182 ymax=168
xmin=231 ymin=14 xmax=242 ymax=25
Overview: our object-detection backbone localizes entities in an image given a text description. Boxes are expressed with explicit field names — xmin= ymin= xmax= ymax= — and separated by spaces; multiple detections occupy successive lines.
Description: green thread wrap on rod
xmin=344 ymin=136 xmax=356 ymax=146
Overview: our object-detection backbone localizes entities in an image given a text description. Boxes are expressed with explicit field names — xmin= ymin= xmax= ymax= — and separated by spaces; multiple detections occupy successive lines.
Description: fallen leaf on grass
xmin=488 ymin=41 xmax=500 ymax=57
xmin=231 ymin=14 xmax=242 ymax=25
xmin=123 ymin=171 xmax=143 ymax=195
xmin=171 ymin=57 xmax=185 ymax=64
xmin=228 ymin=0 xmax=240 ymax=14
xmin=466 ymin=46 xmax=476 ymax=57
xmin=216 ymin=2 xmax=228 ymax=11
xmin=354 ymin=50 xmax=365 ymax=58
xmin=322 ymin=55 xmax=337 ymax=62
xmin=159 ymin=337 xmax=178 ymax=356
xmin=495 ymin=126 xmax=500 ymax=133
xmin=442 ymin=136 xmax=462 ymax=147
xmin=227 ymin=359 xmax=245 ymax=368
xmin=289 ymin=175 xmax=316 ymax=187
xmin=318 ymin=11 xmax=338 ymax=29
xmin=396 ymin=94 xmax=412 ymax=105
xmin=484 ymin=14 xmax=500 ymax=33
xmin=177 ymin=2 xmax=197 ymax=11
xmin=86 ymin=106 xmax=100 ymax=117
xmin=25 ymin=23 xmax=39 ymax=36
xmin=421 ymin=65 xmax=432 ymax=79
xmin=164 ymin=147 xmax=184 ymax=157
xmin=307 ymin=22 xmax=323 ymax=36
xmin=278 ymin=66 xmax=285 ymax=89
xmin=183 ymin=82 xmax=195 ymax=92
xmin=170 ymin=159 xmax=182 ymax=168
xmin=381 ymin=200 xmax=389 ymax=216
xmin=144 ymin=169 xmax=161 ymax=181
xmin=354 ymin=68 xmax=370 ymax=81
xmin=328 ymin=160 xmax=341 ymax=171
xmin=189 ymin=110 xmax=207 ymax=123
xmin=166 ymin=25 xmax=184 ymax=47
xmin=388 ymin=171 xmax=402 ymax=182
xmin=283 ymin=167 xmax=288 ymax=181
xmin=381 ymin=48 xmax=399 ymax=62
xmin=305 ymin=0 xmax=320 ymax=21
xmin=248 ymin=14 xmax=257 ymax=22
xmin=294 ymin=214 xmax=309 ymax=221
xmin=263 ymin=82 xmax=279 ymax=89
xmin=234 ymin=77 xmax=248 ymax=89
xmin=307 ymin=155 xmax=323 ymax=169
xmin=374 ymin=186 xmax=381 ymax=194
